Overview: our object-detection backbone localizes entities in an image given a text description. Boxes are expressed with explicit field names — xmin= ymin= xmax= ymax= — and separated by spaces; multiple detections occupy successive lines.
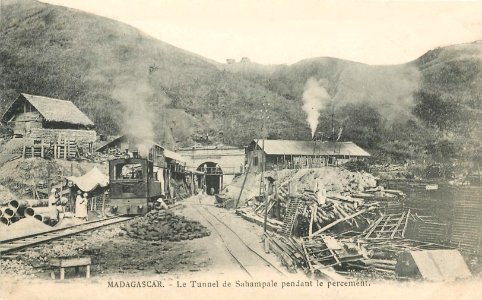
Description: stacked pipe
xmin=0 ymin=199 xmax=57 ymax=226
xmin=1 ymin=200 xmax=18 ymax=225
xmin=24 ymin=206 xmax=58 ymax=224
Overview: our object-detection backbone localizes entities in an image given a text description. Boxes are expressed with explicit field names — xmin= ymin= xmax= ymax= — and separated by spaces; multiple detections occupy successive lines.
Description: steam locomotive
xmin=108 ymin=157 xmax=162 ymax=215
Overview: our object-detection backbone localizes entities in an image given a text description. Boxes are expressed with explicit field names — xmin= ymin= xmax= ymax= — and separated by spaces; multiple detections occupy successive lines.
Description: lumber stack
xmin=264 ymin=233 xmax=304 ymax=272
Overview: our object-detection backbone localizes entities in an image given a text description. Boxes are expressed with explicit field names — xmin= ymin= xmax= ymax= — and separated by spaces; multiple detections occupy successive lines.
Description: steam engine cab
xmin=109 ymin=158 xmax=161 ymax=215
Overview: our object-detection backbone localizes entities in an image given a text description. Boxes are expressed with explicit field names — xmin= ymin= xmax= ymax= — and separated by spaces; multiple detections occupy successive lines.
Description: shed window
xmin=253 ymin=157 xmax=259 ymax=166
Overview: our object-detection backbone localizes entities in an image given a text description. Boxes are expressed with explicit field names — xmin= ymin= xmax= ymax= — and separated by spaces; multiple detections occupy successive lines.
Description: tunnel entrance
xmin=197 ymin=162 xmax=223 ymax=195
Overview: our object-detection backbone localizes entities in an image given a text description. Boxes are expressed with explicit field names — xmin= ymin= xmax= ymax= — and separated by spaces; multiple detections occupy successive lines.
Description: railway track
xmin=0 ymin=216 xmax=133 ymax=255
xmin=192 ymin=204 xmax=285 ymax=278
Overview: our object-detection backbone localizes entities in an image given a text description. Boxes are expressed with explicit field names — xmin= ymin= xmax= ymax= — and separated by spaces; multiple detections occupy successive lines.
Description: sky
xmin=39 ymin=0 xmax=482 ymax=65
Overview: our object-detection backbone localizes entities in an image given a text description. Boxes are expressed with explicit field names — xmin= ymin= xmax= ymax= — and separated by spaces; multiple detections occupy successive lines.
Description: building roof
xmin=163 ymin=149 xmax=185 ymax=162
xmin=96 ymin=134 xmax=187 ymax=164
xmin=2 ymin=93 xmax=94 ymax=127
xmin=251 ymin=139 xmax=370 ymax=157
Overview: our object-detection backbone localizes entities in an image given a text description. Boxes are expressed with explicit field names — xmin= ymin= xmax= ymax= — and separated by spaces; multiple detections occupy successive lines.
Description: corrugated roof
xmin=164 ymin=149 xmax=186 ymax=163
xmin=252 ymin=139 xmax=370 ymax=157
xmin=19 ymin=93 xmax=94 ymax=126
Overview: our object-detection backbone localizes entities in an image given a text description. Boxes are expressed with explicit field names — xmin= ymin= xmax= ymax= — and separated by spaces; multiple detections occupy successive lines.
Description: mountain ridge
xmin=0 ymin=0 xmax=480 ymax=167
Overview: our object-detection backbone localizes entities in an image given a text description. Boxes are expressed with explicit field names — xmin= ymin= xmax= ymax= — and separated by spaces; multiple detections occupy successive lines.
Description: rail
xmin=0 ymin=216 xmax=133 ymax=255
xmin=192 ymin=204 xmax=284 ymax=277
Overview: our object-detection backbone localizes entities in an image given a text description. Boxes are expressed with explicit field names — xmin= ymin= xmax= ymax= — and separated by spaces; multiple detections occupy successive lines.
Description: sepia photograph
xmin=0 ymin=0 xmax=481 ymax=299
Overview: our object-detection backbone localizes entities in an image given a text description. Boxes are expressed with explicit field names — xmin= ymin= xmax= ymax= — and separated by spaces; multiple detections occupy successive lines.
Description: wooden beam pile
xmin=264 ymin=232 xmax=307 ymax=272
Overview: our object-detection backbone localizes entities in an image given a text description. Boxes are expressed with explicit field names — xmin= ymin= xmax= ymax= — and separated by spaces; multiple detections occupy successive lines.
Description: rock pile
xmin=122 ymin=210 xmax=210 ymax=242
xmin=0 ymin=259 xmax=38 ymax=279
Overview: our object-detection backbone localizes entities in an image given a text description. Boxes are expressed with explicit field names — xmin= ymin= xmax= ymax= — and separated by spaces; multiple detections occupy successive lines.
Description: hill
xmin=223 ymin=42 xmax=482 ymax=166
xmin=0 ymin=0 xmax=480 ymax=169
xmin=0 ymin=0 xmax=306 ymax=148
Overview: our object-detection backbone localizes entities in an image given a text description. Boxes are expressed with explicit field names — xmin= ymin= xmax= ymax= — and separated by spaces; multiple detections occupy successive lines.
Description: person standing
xmin=48 ymin=188 xmax=60 ymax=220
xmin=75 ymin=191 xmax=88 ymax=221
xmin=48 ymin=188 xmax=58 ymax=207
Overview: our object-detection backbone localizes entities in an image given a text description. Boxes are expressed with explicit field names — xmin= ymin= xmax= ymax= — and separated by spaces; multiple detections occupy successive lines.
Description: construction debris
xmin=233 ymin=167 xmax=473 ymax=281
xmin=122 ymin=210 xmax=210 ymax=241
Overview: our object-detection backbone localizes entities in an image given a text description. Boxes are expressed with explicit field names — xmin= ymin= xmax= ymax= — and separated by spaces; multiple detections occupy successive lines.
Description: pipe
xmin=9 ymin=199 xmax=49 ymax=209
xmin=0 ymin=217 xmax=11 ymax=225
xmin=24 ymin=207 xmax=35 ymax=217
xmin=25 ymin=207 xmax=58 ymax=219
xmin=3 ymin=208 xmax=16 ymax=218
xmin=34 ymin=214 xmax=51 ymax=224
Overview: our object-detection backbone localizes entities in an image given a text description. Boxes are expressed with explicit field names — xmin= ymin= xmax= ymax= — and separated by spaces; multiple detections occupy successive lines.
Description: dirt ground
xmin=0 ymin=195 xmax=290 ymax=281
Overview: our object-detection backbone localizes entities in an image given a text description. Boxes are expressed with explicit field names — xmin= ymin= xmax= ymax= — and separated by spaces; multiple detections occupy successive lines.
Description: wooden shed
xmin=246 ymin=139 xmax=370 ymax=172
xmin=1 ymin=93 xmax=95 ymax=141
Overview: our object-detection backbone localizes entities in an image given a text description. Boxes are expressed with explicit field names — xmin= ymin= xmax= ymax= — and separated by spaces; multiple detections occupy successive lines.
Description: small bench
xmin=50 ymin=256 xmax=91 ymax=280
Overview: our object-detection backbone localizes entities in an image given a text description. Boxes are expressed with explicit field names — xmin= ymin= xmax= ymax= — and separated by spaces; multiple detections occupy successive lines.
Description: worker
xmin=156 ymin=197 xmax=169 ymax=210
xmin=47 ymin=188 xmax=61 ymax=221
xmin=197 ymin=187 xmax=204 ymax=204
xmin=75 ymin=190 xmax=82 ymax=215
xmin=315 ymin=180 xmax=327 ymax=205
xmin=48 ymin=188 xmax=57 ymax=207
xmin=155 ymin=167 xmax=165 ymax=198
xmin=75 ymin=192 xmax=88 ymax=221
xmin=210 ymin=186 xmax=215 ymax=196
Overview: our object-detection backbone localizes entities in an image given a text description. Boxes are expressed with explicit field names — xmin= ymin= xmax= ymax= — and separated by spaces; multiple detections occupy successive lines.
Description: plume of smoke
xmin=111 ymin=73 xmax=170 ymax=144
xmin=302 ymin=77 xmax=331 ymax=138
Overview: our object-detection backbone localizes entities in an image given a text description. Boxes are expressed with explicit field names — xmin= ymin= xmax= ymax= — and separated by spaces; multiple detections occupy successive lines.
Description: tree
xmin=340 ymin=103 xmax=384 ymax=148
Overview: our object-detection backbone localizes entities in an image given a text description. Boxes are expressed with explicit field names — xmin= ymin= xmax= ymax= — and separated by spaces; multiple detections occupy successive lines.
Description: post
xmin=264 ymin=186 xmax=268 ymax=233
xmin=102 ymin=191 xmax=106 ymax=218
xmin=68 ymin=187 xmax=72 ymax=213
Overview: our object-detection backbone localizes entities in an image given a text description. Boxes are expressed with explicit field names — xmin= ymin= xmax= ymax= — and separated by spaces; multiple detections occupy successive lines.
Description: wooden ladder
xmin=281 ymin=198 xmax=301 ymax=236
xmin=365 ymin=210 xmax=409 ymax=240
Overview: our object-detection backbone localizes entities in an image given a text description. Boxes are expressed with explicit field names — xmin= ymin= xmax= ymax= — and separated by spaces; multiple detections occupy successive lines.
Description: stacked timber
xmin=236 ymin=208 xmax=283 ymax=232
xmin=264 ymin=232 xmax=308 ymax=272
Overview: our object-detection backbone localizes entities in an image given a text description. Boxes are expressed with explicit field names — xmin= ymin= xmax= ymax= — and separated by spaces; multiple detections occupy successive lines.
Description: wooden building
xmin=1 ymin=93 xmax=96 ymax=158
xmin=246 ymin=139 xmax=370 ymax=172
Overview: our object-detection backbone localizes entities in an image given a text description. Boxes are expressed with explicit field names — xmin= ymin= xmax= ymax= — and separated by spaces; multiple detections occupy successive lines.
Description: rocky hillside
xmin=0 ymin=0 xmax=305 ymax=148
xmin=223 ymin=42 xmax=482 ymax=165
xmin=0 ymin=0 xmax=480 ymax=168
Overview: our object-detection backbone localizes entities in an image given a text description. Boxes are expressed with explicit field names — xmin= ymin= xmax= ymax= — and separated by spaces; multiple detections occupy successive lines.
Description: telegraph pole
xmin=260 ymin=101 xmax=270 ymax=233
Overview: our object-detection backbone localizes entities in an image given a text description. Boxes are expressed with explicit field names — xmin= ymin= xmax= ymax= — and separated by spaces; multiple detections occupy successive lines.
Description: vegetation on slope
xmin=0 ymin=0 xmax=480 ymax=173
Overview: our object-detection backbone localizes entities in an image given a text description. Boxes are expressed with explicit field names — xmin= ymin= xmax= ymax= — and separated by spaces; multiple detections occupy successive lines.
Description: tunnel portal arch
xmin=197 ymin=162 xmax=223 ymax=195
